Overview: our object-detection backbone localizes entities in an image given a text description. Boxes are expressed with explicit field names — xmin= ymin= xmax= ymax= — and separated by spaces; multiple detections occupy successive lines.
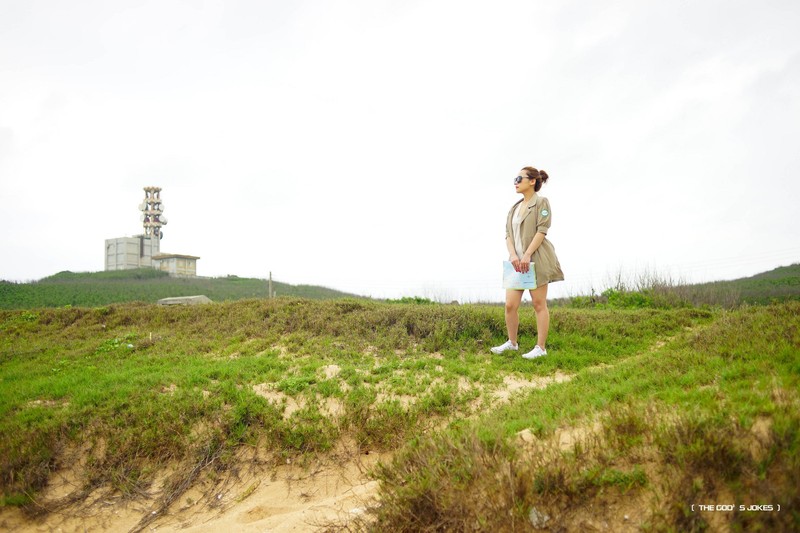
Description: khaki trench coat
xmin=505 ymin=194 xmax=565 ymax=287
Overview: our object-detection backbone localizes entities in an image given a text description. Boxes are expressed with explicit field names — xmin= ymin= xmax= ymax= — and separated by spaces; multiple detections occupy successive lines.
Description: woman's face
xmin=514 ymin=169 xmax=534 ymax=194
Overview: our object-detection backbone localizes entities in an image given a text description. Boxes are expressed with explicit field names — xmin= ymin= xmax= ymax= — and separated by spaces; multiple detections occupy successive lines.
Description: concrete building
xmin=152 ymin=253 xmax=200 ymax=277
xmin=105 ymin=235 xmax=160 ymax=270
xmin=104 ymin=186 xmax=200 ymax=277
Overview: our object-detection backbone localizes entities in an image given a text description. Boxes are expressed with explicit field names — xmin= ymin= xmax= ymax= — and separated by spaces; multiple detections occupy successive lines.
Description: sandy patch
xmin=159 ymin=453 xmax=383 ymax=533
xmin=493 ymin=371 xmax=572 ymax=402
xmin=270 ymin=344 xmax=291 ymax=358
xmin=516 ymin=419 xmax=602 ymax=452
xmin=252 ymin=384 xmax=304 ymax=418
xmin=375 ymin=392 xmax=416 ymax=408
xmin=0 ymin=452 xmax=384 ymax=533
xmin=749 ymin=416 xmax=773 ymax=461
xmin=321 ymin=397 xmax=345 ymax=417
xmin=584 ymin=363 xmax=613 ymax=372
xmin=321 ymin=364 xmax=341 ymax=379
xmin=554 ymin=420 xmax=603 ymax=451
xmin=252 ymin=385 xmax=344 ymax=420
xmin=26 ymin=399 xmax=69 ymax=408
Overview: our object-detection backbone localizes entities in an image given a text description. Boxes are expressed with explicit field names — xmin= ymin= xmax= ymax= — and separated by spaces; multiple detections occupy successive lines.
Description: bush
xmin=602 ymin=288 xmax=654 ymax=309
xmin=385 ymin=296 xmax=437 ymax=305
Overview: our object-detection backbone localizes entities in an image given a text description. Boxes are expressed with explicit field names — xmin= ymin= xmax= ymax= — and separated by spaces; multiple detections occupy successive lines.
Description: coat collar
xmin=513 ymin=193 xmax=539 ymax=207
xmin=513 ymin=193 xmax=538 ymax=223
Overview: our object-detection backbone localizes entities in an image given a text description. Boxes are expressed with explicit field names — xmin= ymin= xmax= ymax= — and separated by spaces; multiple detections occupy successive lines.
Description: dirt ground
xmin=0 ymin=451 xmax=382 ymax=533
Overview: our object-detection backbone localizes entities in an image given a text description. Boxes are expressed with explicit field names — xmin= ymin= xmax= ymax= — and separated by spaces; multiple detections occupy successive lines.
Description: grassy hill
xmin=1 ymin=298 xmax=798 ymax=531
xmin=689 ymin=263 xmax=800 ymax=305
xmin=3 ymin=263 xmax=798 ymax=311
xmin=558 ymin=263 xmax=800 ymax=309
xmin=0 ymin=269 xmax=359 ymax=309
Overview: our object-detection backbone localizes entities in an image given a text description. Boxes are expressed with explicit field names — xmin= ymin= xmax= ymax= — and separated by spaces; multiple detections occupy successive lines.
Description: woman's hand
xmin=519 ymin=253 xmax=532 ymax=273
xmin=510 ymin=254 xmax=521 ymax=272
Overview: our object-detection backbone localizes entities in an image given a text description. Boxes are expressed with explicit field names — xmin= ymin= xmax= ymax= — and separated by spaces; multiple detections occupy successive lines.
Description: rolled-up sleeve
xmin=536 ymin=198 xmax=552 ymax=235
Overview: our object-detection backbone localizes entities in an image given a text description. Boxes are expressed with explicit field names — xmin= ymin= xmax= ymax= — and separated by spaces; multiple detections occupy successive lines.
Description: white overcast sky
xmin=1 ymin=0 xmax=799 ymax=301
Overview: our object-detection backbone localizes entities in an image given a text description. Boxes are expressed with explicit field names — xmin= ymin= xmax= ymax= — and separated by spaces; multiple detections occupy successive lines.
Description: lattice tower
xmin=139 ymin=186 xmax=168 ymax=238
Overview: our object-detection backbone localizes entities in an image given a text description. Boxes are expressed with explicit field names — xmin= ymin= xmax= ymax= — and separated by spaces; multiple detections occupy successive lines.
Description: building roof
xmin=152 ymin=253 xmax=200 ymax=260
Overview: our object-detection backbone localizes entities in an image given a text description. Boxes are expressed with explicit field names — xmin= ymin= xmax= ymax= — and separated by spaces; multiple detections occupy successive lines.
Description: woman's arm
xmin=506 ymin=237 xmax=521 ymax=271
xmin=519 ymin=232 xmax=545 ymax=274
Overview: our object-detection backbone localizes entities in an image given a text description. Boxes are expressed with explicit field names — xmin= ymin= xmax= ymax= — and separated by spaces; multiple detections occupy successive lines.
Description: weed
xmin=583 ymin=465 xmax=648 ymax=490
xmin=281 ymin=407 xmax=337 ymax=453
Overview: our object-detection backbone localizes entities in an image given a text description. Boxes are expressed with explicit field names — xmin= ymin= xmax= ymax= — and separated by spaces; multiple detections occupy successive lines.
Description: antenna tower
xmin=139 ymin=186 xmax=168 ymax=239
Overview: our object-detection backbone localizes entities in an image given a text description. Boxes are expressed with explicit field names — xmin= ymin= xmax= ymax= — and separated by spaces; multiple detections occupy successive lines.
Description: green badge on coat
xmin=541 ymin=209 xmax=549 ymax=217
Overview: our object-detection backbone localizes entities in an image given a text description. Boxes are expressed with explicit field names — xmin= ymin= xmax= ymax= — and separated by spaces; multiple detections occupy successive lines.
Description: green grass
xmin=0 ymin=269 xmax=359 ymax=309
xmin=0 ymin=297 xmax=798 ymax=531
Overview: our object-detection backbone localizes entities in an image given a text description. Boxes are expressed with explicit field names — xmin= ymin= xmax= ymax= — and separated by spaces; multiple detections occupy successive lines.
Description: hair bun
xmin=539 ymin=170 xmax=549 ymax=183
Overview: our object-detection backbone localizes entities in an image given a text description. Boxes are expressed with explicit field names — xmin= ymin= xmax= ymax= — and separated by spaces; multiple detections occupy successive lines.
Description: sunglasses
xmin=514 ymin=176 xmax=528 ymax=185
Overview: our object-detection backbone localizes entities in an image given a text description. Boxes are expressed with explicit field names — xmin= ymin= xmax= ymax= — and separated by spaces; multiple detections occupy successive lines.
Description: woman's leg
xmin=504 ymin=290 xmax=524 ymax=343
xmin=530 ymin=284 xmax=549 ymax=349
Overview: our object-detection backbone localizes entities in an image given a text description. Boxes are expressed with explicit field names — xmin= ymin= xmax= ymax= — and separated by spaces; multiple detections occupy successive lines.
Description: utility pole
xmin=269 ymin=271 xmax=273 ymax=299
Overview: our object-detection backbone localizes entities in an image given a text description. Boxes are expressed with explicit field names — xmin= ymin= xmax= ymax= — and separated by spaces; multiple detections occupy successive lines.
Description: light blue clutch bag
xmin=503 ymin=261 xmax=537 ymax=289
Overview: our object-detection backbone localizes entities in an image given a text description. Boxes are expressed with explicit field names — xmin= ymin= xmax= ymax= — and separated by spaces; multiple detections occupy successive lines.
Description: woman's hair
xmin=522 ymin=166 xmax=549 ymax=192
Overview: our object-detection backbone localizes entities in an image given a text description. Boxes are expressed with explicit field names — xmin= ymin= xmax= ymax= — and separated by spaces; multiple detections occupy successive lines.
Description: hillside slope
xmin=692 ymin=263 xmax=800 ymax=304
xmin=0 ymin=269 xmax=359 ymax=309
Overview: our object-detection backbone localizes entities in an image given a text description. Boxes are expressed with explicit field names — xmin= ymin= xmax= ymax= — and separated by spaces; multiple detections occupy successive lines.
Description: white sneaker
xmin=522 ymin=345 xmax=547 ymax=359
xmin=490 ymin=340 xmax=519 ymax=354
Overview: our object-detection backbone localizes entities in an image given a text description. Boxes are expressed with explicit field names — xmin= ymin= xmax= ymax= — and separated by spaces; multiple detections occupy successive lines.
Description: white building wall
xmin=151 ymin=256 xmax=198 ymax=277
xmin=104 ymin=236 xmax=160 ymax=270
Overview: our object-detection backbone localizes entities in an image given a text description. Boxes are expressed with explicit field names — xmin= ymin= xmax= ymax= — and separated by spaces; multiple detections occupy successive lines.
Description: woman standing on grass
xmin=491 ymin=167 xmax=564 ymax=359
